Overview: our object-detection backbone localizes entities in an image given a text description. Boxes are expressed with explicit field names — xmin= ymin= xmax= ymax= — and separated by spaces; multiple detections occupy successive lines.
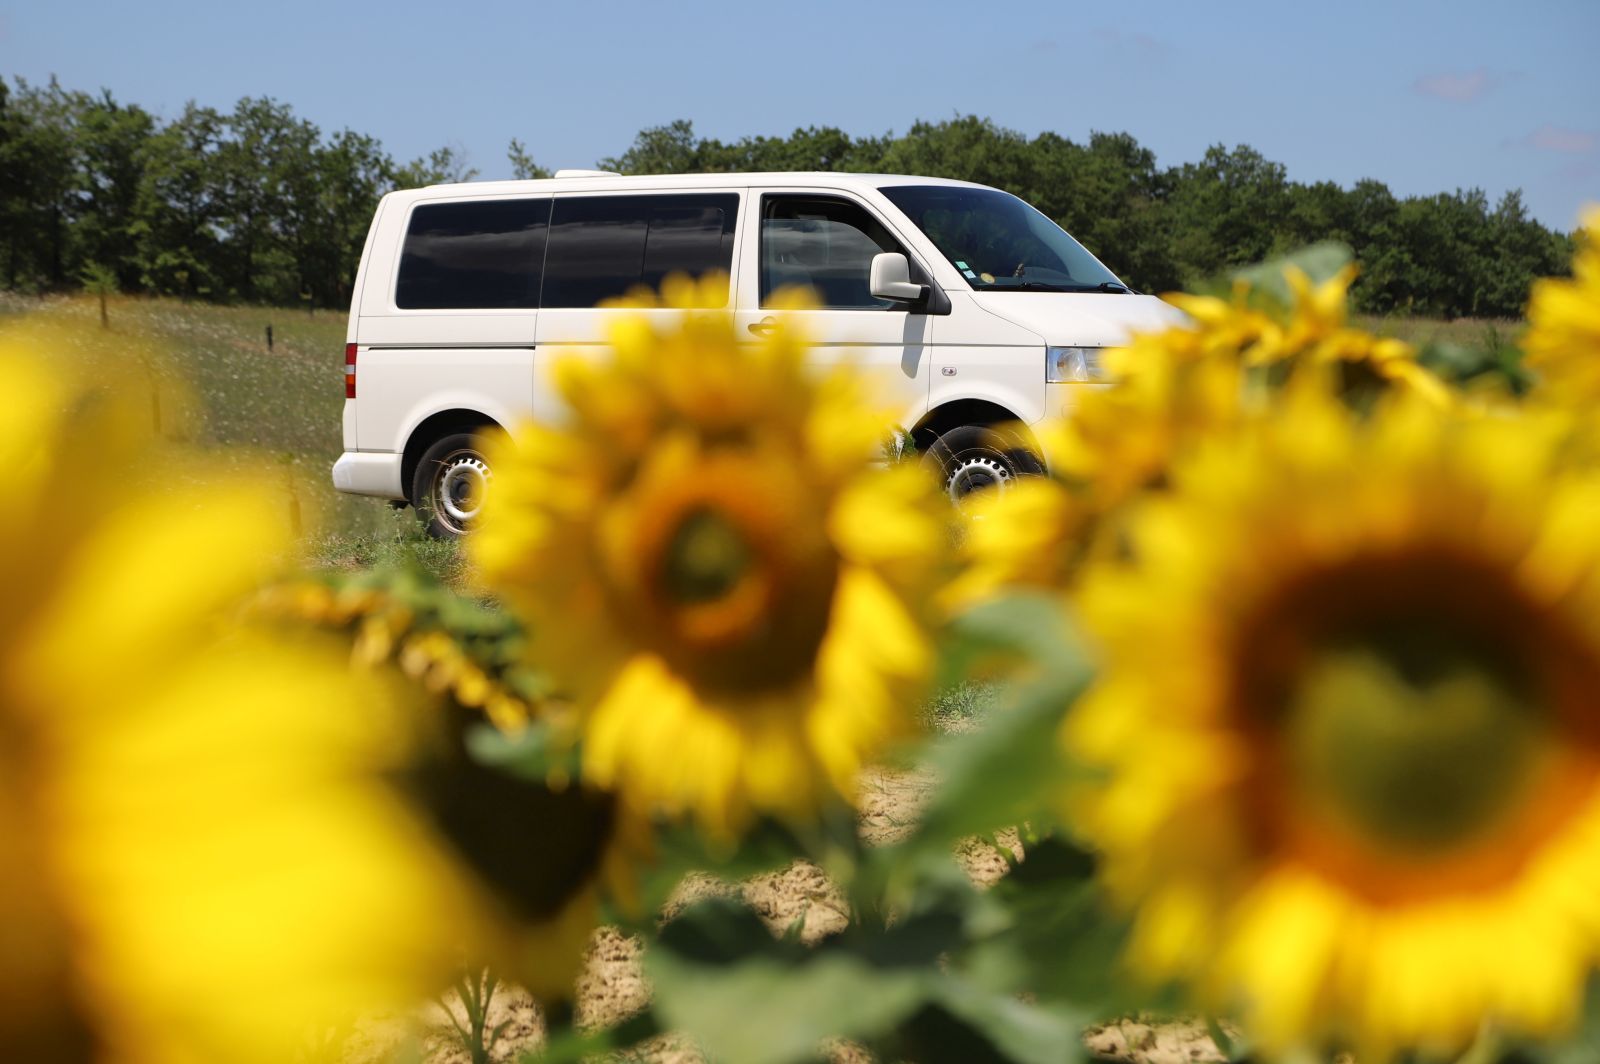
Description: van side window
xmin=396 ymin=198 xmax=550 ymax=309
xmin=542 ymin=194 xmax=739 ymax=308
xmin=760 ymin=196 xmax=904 ymax=310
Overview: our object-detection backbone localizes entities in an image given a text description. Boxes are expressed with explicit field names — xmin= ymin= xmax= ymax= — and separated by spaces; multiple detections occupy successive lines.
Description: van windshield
xmin=879 ymin=185 xmax=1126 ymax=292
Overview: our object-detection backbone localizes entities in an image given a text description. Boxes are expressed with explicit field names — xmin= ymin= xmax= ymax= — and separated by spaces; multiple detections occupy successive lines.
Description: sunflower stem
xmin=1453 ymin=1023 xmax=1503 ymax=1064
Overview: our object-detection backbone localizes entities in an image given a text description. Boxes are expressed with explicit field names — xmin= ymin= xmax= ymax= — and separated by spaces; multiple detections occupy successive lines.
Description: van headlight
xmin=1046 ymin=346 xmax=1105 ymax=383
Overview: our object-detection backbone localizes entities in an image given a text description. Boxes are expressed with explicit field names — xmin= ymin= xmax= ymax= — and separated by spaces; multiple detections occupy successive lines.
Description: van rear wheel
xmin=923 ymin=424 xmax=1044 ymax=507
xmin=411 ymin=431 xmax=496 ymax=539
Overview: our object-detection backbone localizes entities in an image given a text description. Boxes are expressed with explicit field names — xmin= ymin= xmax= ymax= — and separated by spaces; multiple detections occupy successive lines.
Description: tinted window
xmin=761 ymin=196 xmax=905 ymax=309
xmin=396 ymin=198 xmax=549 ymax=309
xmin=542 ymin=194 xmax=738 ymax=308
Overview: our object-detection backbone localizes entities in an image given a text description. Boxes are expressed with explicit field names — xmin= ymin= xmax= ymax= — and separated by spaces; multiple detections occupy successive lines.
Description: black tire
xmin=922 ymin=424 xmax=1045 ymax=506
xmin=410 ymin=430 xmax=498 ymax=539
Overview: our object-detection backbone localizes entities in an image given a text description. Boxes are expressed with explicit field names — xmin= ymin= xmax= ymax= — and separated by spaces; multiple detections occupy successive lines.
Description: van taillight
xmin=344 ymin=343 xmax=357 ymax=399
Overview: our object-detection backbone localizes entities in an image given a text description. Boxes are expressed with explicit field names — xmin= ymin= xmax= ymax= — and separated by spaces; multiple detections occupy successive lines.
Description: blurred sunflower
xmin=403 ymin=721 xmax=648 ymax=1000
xmin=950 ymin=261 xmax=1451 ymax=609
xmin=946 ymin=316 xmax=1253 ymax=608
xmin=1168 ymin=263 xmax=1449 ymax=406
xmin=253 ymin=576 xmax=647 ymax=999
xmin=1066 ymin=385 xmax=1600 ymax=1056
xmin=0 ymin=321 xmax=487 ymax=1060
xmin=255 ymin=577 xmax=540 ymax=735
xmin=472 ymin=275 xmax=947 ymax=837
xmin=1524 ymin=206 xmax=1600 ymax=404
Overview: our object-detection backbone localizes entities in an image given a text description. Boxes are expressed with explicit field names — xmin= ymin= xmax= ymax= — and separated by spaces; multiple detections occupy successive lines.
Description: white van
xmin=333 ymin=171 xmax=1184 ymax=536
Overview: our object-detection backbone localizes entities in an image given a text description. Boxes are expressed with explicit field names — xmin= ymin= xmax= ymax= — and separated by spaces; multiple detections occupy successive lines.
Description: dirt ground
xmin=349 ymin=767 xmax=1225 ymax=1064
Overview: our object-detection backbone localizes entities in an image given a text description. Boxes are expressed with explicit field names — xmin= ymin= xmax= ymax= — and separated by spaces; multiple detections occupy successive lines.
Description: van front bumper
xmin=331 ymin=451 xmax=405 ymax=500
xmin=1044 ymin=381 xmax=1105 ymax=419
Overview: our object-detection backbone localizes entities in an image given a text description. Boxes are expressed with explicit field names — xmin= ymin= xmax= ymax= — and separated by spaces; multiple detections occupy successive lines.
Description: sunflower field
xmin=3 ymin=209 xmax=1599 ymax=1064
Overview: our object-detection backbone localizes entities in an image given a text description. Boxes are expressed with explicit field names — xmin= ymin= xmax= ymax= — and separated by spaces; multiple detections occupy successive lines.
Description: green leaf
xmin=919 ymin=980 xmax=1089 ymax=1064
xmin=1190 ymin=242 xmax=1353 ymax=315
xmin=625 ymin=804 xmax=862 ymax=930
xmin=962 ymin=835 xmax=1134 ymax=1014
xmin=904 ymin=595 xmax=1093 ymax=855
xmin=526 ymin=1008 xmax=661 ymax=1063
xmin=462 ymin=720 xmax=581 ymax=783
xmin=647 ymin=899 xmax=938 ymax=1064
xmin=1531 ymin=976 xmax=1600 ymax=1064
xmin=933 ymin=592 xmax=1084 ymax=691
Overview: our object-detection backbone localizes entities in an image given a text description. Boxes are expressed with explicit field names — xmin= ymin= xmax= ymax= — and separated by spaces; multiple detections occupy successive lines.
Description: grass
xmin=1355 ymin=313 xmax=1523 ymax=351
xmin=1357 ymin=313 xmax=1528 ymax=389
xmin=0 ymin=290 xmax=404 ymax=552
xmin=306 ymin=504 xmax=469 ymax=584
xmin=922 ymin=680 xmax=1000 ymax=733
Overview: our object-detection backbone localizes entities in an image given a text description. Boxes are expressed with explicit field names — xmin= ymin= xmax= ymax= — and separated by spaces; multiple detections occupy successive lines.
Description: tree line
xmin=1 ymin=77 xmax=1574 ymax=317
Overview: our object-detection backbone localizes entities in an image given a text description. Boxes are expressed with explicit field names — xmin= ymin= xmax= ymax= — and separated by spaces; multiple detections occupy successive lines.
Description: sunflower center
xmin=1233 ymin=551 xmax=1600 ymax=890
xmin=661 ymin=508 xmax=753 ymax=606
xmin=1282 ymin=629 xmax=1547 ymax=854
xmin=631 ymin=490 xmax=838 ymax=696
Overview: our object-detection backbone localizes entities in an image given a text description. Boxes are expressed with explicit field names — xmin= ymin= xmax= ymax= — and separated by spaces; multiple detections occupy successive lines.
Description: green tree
xmin=599 ymin=119 xmax=701 ymax=174
xmin=71 ymin=89 xmax=155 ymax=290
xmin=215 ymin=97 xmax=302 ymax=301
xmin=1166 ymin=144 xmax=1291 ymax=282
xmin=506 ymin=138 xmax=550 ymax=180
xmin=396 ymin=145 xmax=479 ymax=188
xmin=135 ymin=102 xmax=226 ymax=299
xmin=315 ymin=130 xmax=398 ymax=305
xmin=0 ymin=78 xmax=80 ymax=289
xmin=0 ymin=77 xmax=1578 ymax=316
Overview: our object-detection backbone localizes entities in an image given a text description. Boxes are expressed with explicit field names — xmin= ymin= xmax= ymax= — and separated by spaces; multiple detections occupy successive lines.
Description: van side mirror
xmin=869 ymin=252 xmax=927 ymax=303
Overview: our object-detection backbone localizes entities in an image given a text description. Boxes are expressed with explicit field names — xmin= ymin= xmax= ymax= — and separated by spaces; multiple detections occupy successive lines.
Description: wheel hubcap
xmin=946 ymin=454 xmax=1013 ymax=504
xmin=435 ymin=452 xmax=490 ymax=533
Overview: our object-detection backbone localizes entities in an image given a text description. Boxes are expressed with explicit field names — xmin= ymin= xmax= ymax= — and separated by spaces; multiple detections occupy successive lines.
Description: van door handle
xmin=747 ymin=317 xmax=777 ymax=337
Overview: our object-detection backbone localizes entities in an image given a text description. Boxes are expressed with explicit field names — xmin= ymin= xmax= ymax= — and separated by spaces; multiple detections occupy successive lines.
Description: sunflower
xmin=947 ymin=316 xmax=1254 ymax=608
xmin=1524 ymin=206 xmax=1600 ymax=405
xmin=1065 ymin=384 xmax=1600 ymax=1056
xmin=0 ymin=320 xmax=487 ymax=1060
xmin=951 ymin=262 xmax=1453 ymax=609
xmin=255 ymin=577 xmax=541 ymax=735
xmin=253 ymin=576 xmax=646 ymax=999
xmin=471 ymin=275 xmax=946 ymax=838
xmin=402 ymin=720 xmax=649 ymax=1000
xmin=1169 ymin=264 xmax=1450 ymax=407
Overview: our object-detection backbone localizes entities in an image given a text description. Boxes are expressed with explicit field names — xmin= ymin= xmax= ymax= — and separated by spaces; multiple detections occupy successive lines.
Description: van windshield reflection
xmin=879 ymin=185 xmax=1126 ymax=292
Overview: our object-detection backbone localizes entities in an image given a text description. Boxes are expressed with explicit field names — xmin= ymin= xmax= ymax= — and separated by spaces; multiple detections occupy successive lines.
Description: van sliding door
xmin=532 ymin=191 xmax=742 ymax=423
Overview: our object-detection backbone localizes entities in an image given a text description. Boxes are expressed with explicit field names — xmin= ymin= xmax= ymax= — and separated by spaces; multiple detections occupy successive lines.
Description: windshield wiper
xmin=982 ymin=281 xmax=1137 ymax=293
xmin=985 ymin=281 xmax=1075 ymax=292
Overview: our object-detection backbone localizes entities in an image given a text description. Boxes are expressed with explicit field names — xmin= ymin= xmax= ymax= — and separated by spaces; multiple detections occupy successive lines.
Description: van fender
xmin=390 ymin=393 xmax=516 ymax=457
xmin=923 ymin=377 xmax=1044 ymax=430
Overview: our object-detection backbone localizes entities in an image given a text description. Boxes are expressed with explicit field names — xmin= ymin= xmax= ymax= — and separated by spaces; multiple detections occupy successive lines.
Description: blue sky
xmin=3 ymin=0 xmax=1596 ymax=229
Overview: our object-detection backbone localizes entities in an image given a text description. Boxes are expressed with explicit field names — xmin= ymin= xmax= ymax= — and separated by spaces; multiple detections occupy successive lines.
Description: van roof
xmin=396 ymin=172 xmax=995 ymax=199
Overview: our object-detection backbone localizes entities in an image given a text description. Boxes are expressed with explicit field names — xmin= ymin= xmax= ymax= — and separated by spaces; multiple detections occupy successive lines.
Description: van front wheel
xmin=924 ymin=424 xmax=1044 ymax=507
xmin=411 ymin=432 xmax=495 ymax=539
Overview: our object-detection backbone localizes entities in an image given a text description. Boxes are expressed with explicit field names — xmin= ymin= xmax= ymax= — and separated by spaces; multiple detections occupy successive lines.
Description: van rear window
xmin=396 ymin=199 xmax=550 ymax=310
xmin=542 ymin=194 xmax=738 ymax=308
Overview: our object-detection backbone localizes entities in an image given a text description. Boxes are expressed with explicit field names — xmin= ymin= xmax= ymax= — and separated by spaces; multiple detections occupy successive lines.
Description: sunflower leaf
xmin=903 ymin=594 xmax=1093 ymax=853
xmin=891 ymin=980 xmax=1091 ymax=1064
xmin=955 ymin=834 xmax=1138 ymax=1015
xmin=647 ymin=898 xmax=943 ymax=1064
xmin=1188 ymin=241 xmax=1353 ymax=315
xmin=527 ymin=1007 xmax=662 ymax=1063
xmin=462 ymin=720 xmax=582 ymax=782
